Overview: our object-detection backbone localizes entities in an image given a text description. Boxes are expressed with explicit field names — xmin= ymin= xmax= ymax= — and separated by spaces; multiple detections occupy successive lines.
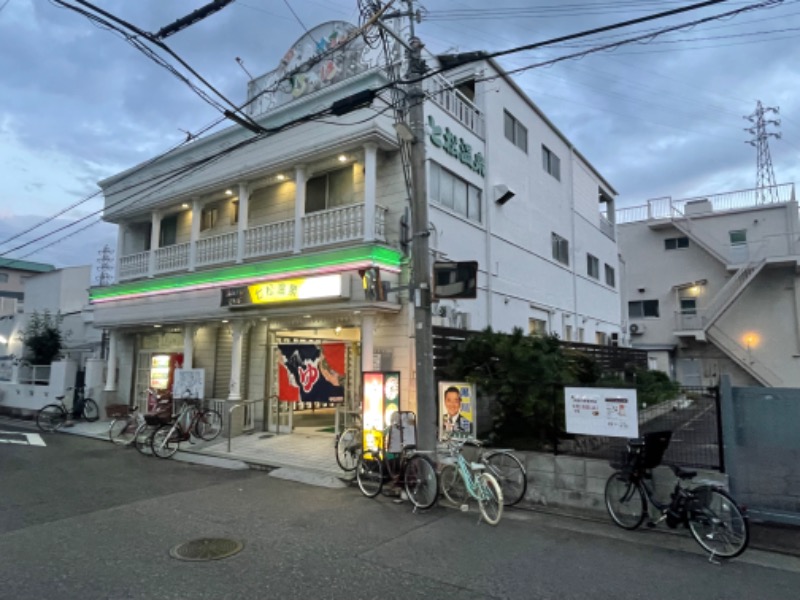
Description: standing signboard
xmin=361 ymin=371 xmax=400 ymax=453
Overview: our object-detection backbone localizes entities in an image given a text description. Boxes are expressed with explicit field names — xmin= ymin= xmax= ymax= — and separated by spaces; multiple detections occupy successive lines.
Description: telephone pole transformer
xmin=744 ymin=100 xmax=781 ymax=204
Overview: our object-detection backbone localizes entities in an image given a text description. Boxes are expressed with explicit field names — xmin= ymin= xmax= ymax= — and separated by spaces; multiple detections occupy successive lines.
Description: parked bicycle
xmin=355 ymin=411 xmax=439 ymax=511
xmin=108 ymin=404 xmax=144 ymax=446
xmin=439 ymin=436 xmax=503 ymax=525
xmin=151 ymin=399 xmax=223 ymax=458
xmin=604 ymin=430 xmax=749 ymax=561
xmin=36 ymin=386 xmax=99 ymax=432
xmin=335 ymin=425 xmax=362 ymax=471
xmin=439 ymin=438 xmax=527 ymax=507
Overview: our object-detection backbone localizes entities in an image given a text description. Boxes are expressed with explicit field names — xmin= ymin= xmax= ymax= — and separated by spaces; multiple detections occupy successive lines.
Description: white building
xmin=617 ymin=184 xmax=799 ymax=387
xmin=92 ymin=21 xmax=621 ymax=433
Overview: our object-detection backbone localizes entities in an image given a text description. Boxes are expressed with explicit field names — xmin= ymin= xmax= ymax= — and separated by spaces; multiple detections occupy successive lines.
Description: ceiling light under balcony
xmin=181 ymin=203 xmax=189 ymax=209
xmin=276 ymin=174 xmax=286 ymax=181
xmin=225 ymin=189 xmax=233 ymax=195
xmin=338 ymin=154 xmax=348 ymax=163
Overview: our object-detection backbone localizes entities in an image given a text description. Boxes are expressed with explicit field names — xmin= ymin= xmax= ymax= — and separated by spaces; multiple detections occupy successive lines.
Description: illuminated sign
xmin=222 ymin=274 xmax=344 ymax=307
xmin=361 ymin=371 xmax=401 ymax=455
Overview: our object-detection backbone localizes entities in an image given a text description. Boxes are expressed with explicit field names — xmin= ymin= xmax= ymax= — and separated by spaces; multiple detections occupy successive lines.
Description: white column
xmin=228 ymin=321 xmax=251 ymax=401
xmin=188 ymin=199 xmax=202 ymax=271
xmin=183 ymin=325 xmax=196 ymax=369
xmin=294 ymin=166 xmax=306 ymax=254
xmin=148 ymin=210 xmax=162 ymax=277
xmin=115 ymin=225 xmax=126 ymax=283
xmin=361 ymin=313 xmax=375 ymax=372
xmin=104 ymin=330 xmax=118 ymax=392
xmin=363 ymin=143 xmax=377 ymax=242
xmin=236 ymin=182 xmax=249 ymax=263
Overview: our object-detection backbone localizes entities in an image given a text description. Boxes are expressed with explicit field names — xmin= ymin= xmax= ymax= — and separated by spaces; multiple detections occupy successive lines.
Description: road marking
xmin=0 ymin=431 xmax=46 ymax=446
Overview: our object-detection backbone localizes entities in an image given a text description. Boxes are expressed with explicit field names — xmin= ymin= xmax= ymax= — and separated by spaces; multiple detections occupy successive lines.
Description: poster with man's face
xmin=438 ymin=381 xmax=475 ymax=441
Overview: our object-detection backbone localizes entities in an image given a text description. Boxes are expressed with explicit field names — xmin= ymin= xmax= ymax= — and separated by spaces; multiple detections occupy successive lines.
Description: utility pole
xmin=403 ymin=1 xmax=436 ymax=452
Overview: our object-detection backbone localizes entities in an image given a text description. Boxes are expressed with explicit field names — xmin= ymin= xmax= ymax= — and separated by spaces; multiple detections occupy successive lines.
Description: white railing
xmin=154 ymin=243 xmax=190 ymax=274
xmin=245 ymin=220 xmax=294 ymax=258
xmin=196 ymin=231 xmax=238 ymax=267
xmin=117 ymin=204 xmax=389 ymax=281
xmin=118 ymin=251 xmax=149 ymax=280
xmin=617 ymin=184 xmax=795 ymax=224
xmin=426 ymin=74 xmax=485 ymax=138
xmin=303 ymin=204 xmax=365 ymax=248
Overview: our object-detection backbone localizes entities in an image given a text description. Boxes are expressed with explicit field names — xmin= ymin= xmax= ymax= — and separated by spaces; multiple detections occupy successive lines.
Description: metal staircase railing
xmin=669 ymin=204 xmax=729 ymax=264
xmin=706 ymin=325 xmax=783 ymax=387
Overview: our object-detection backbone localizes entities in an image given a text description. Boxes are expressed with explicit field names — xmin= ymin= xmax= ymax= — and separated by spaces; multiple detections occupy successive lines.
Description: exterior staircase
xmin=706 ymin=325 xmax=783 ymax=387
xmin=669 ymin=205 xmax=730 ymax=264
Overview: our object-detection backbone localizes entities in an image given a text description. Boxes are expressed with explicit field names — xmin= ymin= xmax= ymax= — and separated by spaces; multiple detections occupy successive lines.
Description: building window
xmin=665 ymin=236 xmax=689 ymax=250
xmin=729 ymin=229 xmax=747 ymax=245
xmin=552 ymin=233 xmax=569 ymax=265
xmin=680 ymin=298 xmax=697 ymax=315
xmin=231 ymin=200 xmax=239 ymax=225
xmin=542 ymin=145 xmax=561 ymax=181
xmin=628 ymin=300 xmax=660 ymax=318
xmin=529 ymin=318 xmax=547 ymax=336
xmin=595 ymin=332 xmax=607 ymax=345
xmin=605 ymin=263 xmax=615 ymax=287
xmin=159 ymin=215 xmax=178 ymax=246
xmin=577 ymin=327 xmax=585 ymax=342
xmin=564 ymin=324 xmax=573 ymax=341
xmin=0 ymin=273 xmax=7 ymax=283
xmin=306 ymin=167 xmax=353 ymax=214
xmin=503 ymin=110 xmax=528 ymax=153
xmin=201 ymin=206 xmax=218 ymax=232
xmin=587 ymin=254 xmax=600 ymax=279
xmin=429 ymin=162 xmax=482 ymax=222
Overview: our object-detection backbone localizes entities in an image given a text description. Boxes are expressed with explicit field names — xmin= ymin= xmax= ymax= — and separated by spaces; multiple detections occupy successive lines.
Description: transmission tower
xmin=744 ymin=100 xmax=781 ymax=204
xmin=95 ymin=244 xmax=114 ymax=286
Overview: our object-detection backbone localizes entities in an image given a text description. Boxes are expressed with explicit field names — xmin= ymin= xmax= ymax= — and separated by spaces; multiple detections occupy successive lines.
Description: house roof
xmin=0 ymin=258 xmax=56 ymax=273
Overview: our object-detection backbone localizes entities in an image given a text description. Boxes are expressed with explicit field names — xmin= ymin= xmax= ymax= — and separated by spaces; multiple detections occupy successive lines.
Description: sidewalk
xmin=3 ymin=415 xmax=798 ymax=557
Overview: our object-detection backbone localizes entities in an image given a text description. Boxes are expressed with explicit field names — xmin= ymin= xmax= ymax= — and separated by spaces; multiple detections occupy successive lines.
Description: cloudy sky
xmin=1 ymin=0 xmax=799 ymax=272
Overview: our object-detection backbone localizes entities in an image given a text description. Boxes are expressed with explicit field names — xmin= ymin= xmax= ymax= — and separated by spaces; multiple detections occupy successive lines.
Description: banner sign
xmin=439 ymin=381 xmax=475 ymax=440
xmin=564 ymin=387 xmax=639 ymax=438
xmin=277 ymin=343 xmax=346 ymax=404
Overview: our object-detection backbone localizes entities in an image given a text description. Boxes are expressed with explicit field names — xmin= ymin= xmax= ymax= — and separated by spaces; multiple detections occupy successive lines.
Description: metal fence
xmin=557 ymin=385 xmax=722 ymax=471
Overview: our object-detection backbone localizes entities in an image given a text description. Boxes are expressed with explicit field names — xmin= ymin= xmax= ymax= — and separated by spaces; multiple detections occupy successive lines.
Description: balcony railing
xmin=117 ymin=203 xmax=388 ymax=281
xmin=426 ymin=74 xmax=485 ymax=139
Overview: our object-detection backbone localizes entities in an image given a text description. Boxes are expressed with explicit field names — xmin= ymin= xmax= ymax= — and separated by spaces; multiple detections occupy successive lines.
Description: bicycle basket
xmin=461 ymin=440 xmax=483 ymax=463
xmin=637 ymin=430 xmax=672 ymax=469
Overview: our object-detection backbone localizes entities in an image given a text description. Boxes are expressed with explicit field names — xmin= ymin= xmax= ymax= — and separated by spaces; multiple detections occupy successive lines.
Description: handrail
xmin=227 ymin=398 xmax=262 ymax=453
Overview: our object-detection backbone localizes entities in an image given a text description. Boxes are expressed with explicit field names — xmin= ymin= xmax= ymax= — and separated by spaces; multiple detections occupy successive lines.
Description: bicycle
xmin=604 ymin=430 xmax=749 ymax=561
xmin=150 ymin=399 xmax=223 ymax=459
xmin=439 ymin=436 xmax=504 ymax=525
xmin=108 ymin=404 xmax=144 ymax=446
xmin=335 ymin=425 xmax=362 ymax=472
xmin=36 ymin=386 xmax=99 ymax=432
xmin=439 ymin=438 xmax=527 ymax=507
xmin=355 ymin=411 xmax=439 ymax=511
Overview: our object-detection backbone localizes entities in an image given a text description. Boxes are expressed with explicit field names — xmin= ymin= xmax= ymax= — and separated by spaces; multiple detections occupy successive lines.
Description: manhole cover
xmin=169 ymin=538 xmax=244 ymax=561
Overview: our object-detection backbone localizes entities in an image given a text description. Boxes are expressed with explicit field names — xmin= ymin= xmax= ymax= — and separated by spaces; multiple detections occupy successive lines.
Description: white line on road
xmin=0 ymin=431 xmax=46 ymax=446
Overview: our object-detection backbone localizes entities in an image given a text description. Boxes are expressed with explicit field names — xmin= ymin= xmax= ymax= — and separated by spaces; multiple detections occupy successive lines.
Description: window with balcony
xmin=200 ymin=206 xmax=218 ymax=232
xmin=605 ymin=263 xmax=615 ymax=287
xmin=587 ymin=254 xmax=600 ymax=279
xmin=665 ymin=236 xmax=689 ymax=250
xmin=429 ymin=162 xmax=482 ymax=222
xmin=542 ymin=145 xmax=561 ymax=181
xmin=159 ymin=215 xmax=178 ymax=246
xmin=306 ymin=167 xmax=353 ymax=213
xmin=628 ymin=300 xmax=660 ymax=318
xmin=529 ymin=318 xmax=547 ymax=336
xmin=680 ymin=298 xmax=697 ymax=315
xmin=504 ymin=110 xmax=528 ymax=153
xmin=552 ymin=232 xmax=569 ymax=265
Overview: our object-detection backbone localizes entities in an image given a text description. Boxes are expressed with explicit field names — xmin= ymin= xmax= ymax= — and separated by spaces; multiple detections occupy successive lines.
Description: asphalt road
xmin=1 ymin=425 xmax=799 ymax=600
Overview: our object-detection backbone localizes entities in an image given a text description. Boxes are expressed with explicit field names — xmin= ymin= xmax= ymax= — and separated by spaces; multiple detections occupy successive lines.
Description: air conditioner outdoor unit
xmin=629 ymin=323 xmax=646 ymax=335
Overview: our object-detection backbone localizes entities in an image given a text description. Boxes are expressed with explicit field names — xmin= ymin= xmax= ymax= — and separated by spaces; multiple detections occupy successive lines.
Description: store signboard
xmin=564 ymin=387 xmax=639 ymax=438
xmin=439 ymin=381 xmax=475 ymax=440
xmin=361 ymin=371 xmax=400 ymax=454
xmin=222 ymin=274 xmax=345 ymax=307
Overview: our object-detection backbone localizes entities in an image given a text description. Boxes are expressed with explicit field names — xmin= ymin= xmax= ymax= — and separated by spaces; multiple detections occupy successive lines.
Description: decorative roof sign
xmin=245 ymin=21 xmax=398 ymax=117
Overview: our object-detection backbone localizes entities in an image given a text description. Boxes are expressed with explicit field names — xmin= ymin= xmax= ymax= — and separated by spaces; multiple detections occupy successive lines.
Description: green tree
xmin=23 ymin=310 xmax=64 ymax=365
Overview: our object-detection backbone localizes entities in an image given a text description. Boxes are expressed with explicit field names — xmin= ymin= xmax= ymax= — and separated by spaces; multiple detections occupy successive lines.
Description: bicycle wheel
xmin=37 ymin=404 xmax=67 ymax=432
xmin=82 ymin=398 xmax=100 ymax=422
xmin=335 ymin=427 xmax=362 ymax=472
xmin=109 ymin=417 xmax=136 ymax=446
xmin=151 ymin=424 xmax=180 ymax=459
xmin=404 ymin=455 xmax=438 ymax=510
xmin=440 ymin=464 xmax=468 ymax=505
xmin=356 ymin=455 xmax=383 ymax=498
xmin=688 ymin=487 xmax=749 ymax=558
xmin=477 ymin=472 xmax=503 ymax=526
xmin=194 ymin=409 xmax=223 ymax=441
xmin=134 ymin=423 xmax=154 ymax=456
xmin=485 ymin=451 xmax=527 ymax=506
xmin=604 ymin=472 xmax=647 ymax=530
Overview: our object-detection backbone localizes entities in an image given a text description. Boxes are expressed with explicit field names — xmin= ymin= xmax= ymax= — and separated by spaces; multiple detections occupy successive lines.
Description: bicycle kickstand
xmin=707 ymin=550 xmax=720 ymax=566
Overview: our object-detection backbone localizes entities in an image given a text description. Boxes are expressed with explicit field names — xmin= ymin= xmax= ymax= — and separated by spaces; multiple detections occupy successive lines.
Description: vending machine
xmin=148 ymin=352 xmax=183 ymax=411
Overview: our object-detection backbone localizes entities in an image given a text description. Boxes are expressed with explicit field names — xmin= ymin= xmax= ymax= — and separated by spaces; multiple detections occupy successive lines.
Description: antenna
xmin=235 ymin=56 xmax=254 ymax=81
xmin=744 ymin=100 xmax=781 ymax=204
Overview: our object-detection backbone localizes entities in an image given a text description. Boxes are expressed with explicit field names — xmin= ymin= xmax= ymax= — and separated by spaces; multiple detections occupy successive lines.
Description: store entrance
xmin=269 ymin=327 xmax=361 ymax=436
